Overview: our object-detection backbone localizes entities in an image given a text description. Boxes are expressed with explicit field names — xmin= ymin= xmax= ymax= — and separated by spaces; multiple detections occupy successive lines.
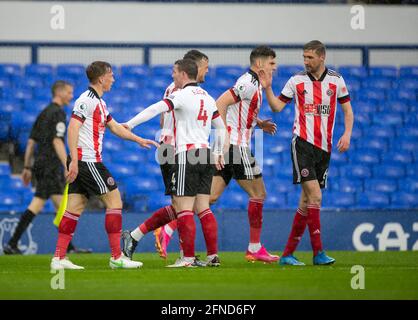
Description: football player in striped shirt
xmin=260 ymin=40 xmax=354 ymax=265
xmin=51 ymin=61 xmax=158 ymax=270
xmin=121 ymin=59 xmax=226 ymax=267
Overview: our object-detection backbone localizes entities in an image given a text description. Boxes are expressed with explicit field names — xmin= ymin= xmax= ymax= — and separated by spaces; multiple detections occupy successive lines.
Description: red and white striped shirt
xmin=279 ymin=68 xmax=350 ymax=153
xmin=159 ymin=82 xmax=179 ymax=146
xmin=227 ymin=70 xmax=262 ymax=147
xmin=71 ymin=87 xmax=112 ymax=162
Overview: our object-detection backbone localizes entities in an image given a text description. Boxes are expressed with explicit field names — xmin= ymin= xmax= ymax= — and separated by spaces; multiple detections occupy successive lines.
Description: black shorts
xmin=291 ymin=136 xmax=330 ymax=189
xmin=68 ymin=160 xmax=118 ymax=198
xmin=167 ymin=148 xmax=215 ymax=197
xmin=214 ymin=144 xmax=262 ymax=185
xmin=158 ymin=143 xmax=175 ymax=196
xmin=33 ymin=166 xmax=65 ymax=200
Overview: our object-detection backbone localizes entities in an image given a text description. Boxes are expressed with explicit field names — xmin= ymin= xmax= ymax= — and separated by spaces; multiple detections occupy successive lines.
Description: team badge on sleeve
xmin=56 ymin=122 xmax=66 ymax=137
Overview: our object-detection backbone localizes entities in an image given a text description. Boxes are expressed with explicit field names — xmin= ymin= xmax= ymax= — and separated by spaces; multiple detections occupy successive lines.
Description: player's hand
xmin=66 ymin=160 xmax=78 ymax=183
xmin=21 ymin=168 xmax=32 ymax=186
xmin=258 ymin=118 xmax=277 ymax=135
xmin=258 ymin=69 xmax=273 ymax=89
xmin=121 ymin=123 xmax=131 ymax=131
xmin=137 ymin=137 xmax=160 ymax=149
xmin=214 ymin=154 xmax=225 ymax=171
xmin=337 ymin=133 xmax=351 ymax=153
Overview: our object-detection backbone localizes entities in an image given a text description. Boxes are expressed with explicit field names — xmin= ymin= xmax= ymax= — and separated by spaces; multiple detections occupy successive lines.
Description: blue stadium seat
xmin=332 ymin=178 xmax=363 ymax=193
xmin=380 ymin=100 xmax=409 ymax=113
xmin=362 ymin=89 xmax=386 ymax=102
xmin=338 ymin=65 xmax=367 ymax=78
xmin=10 ymin=112 xmax=36 ymax=139
xmin=365 ymin=179 xmax=397 ymax=193
xmin=23 ymin=99 xmax=48 ymax=113
xmin=0 ymin=76 xmax=11 ymax=91
xmin=102 ymin=140 xmax=123 ymax=152
xmin=0 ymin=100 xmax=20 ymax=121
xmin=274 ymin=181 xmax=297 ymax=193
xmin=0 ymin=163 xmax=11 ymax=176
xmin=278 ymin=65 xmax=303 ymax=78
xmin=217 ymin=190 xmax=247 ymax=209
xmin=354 ymin=112 xmax=372 ymax=126
xmin=330 ymin=152 xmax=349 ymax=166
xmin=148 ymin=76 xmax=172 ymax=90
xmin=355 ymin=137 xmax=388 ymax=153
xmin=401 ymin=178 xmax=418 ymax=193
xmin=404 ymin=112 xmax=418 ymax=125
xmin=399 ymin=66 xmax=418 ymax=78
xmin=18 ymin=75 xmax=46 ymax=90
xmin=0 ymin=121 xmax=9 ymax=141
xmin=123 ymin=176 xmax=160 ymax=194
xmin=358 ymin=192 xmax=390 ymax=209
xmin=117 ymin=77 xmax=144 ymax=91
xmin=353 ymin=101 xmax=379 ymax=114
xmin=389 ymin=89 xmax=416 ymax=102
xmin=381 ymin=151 xmax=414 ymax=164
xmin=11 ymin=87 xmax=33 ymax=101
xmin=120 ymin=64 xmax=149 ymax=78
xmin=396 ymin=137 xmax=418 ymax=152
xmin=391 ymin=192 xmax=418 ymax=209
xmin=372 ymin=112 xmax=403 ymax=127
xmin=215 ymin=65 xmax=245 ymax=78
xmin=56 ymin=64 xmax=85 ymax=77
xmin=269 ymin=139 xmax=290 ymax=154
xmin=363 ymin=77 xmax=393 ymax=90
xmin=406 ymin=164 xmax=418 ymax=177
xmin=368 ymin=125 xmax=395 ymax=139
xmin=323 ymin=192 xmax=355 ymax=208
xmin=0 ymin=192 xmax=22 ymax=207
xmin=346 ymin=78 xmax=361 ymax=91
xmin=17 ymin=131 xmax=30 ymax=153
xmin=264 ymin=194 xmax=287 ymax=209
xmin=373 ymin=164 xmax=405 ymax=179
xmin=106 ymin=90 xmax=132 ymax=105
xmin=0 ymin=64 xmax=22 ymax=77
xmin=395 ymin=78 xmax=418 ymax=90
xmin=274 ymin=165 xmax=293 ymax=179
xmin=340 ymin=164 xmax=372 ymax=179
xmin=147 ymin=196 xmax=172 ymax=212
xmin=25 ymin=64 xmax=54 ymax=77
xmin=350 ymin=150 xmax=380 ymax=165
xmin=368 ymin=66 xmax=398 ymax=79
xmin=151 ymin=64 xmax=172 ymax=77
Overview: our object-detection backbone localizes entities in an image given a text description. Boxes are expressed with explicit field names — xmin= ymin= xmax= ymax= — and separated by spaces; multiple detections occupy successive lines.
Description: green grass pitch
xmin=0 ymin=251 xmax=417 ymax=300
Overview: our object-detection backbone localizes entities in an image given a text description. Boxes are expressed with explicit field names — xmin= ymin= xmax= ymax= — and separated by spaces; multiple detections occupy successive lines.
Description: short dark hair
xmin=303 ymin=40 xmax=326 ymax=57
xmin=250 ymin=46 xmax=276 ymax=65
xmin=51 ymin=80 xmax=72 ymax=97
xmin=175 ymin=59 xmax=198 ymax=80
xmin=86 ymin=61 xmax=112 ymax=84
xmin=183 ymin=50 xmax=209 ymax=63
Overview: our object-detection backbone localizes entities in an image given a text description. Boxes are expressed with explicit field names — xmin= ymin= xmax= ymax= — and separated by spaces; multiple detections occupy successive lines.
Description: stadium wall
xmin=1 ymin=210 xmax=417 ymax=255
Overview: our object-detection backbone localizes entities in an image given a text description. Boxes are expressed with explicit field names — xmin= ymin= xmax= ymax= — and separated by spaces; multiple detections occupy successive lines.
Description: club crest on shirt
xmin=326 ymin=89 xmax=334 ymax=96
xmin=107 ymin=177 xmax=115 ymax=186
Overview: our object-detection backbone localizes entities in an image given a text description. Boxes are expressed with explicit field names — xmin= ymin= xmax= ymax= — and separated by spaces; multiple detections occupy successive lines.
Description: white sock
xmin=248 ymin=243 xmax=262 ymax=253
xmin=130 ymin=228 xmax=144 ymax=241
xmin=164 ymin=225 xmax=174 ymax=237
xmin=179 ymin=249 xmax=184 ymax=259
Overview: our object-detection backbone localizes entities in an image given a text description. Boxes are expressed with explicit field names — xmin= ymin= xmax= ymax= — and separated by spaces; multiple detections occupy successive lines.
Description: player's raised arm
xmin=337 ymin=101 xmax=354 ymax=153
xmin=259 ymin=70 xmax=287 ymax=113
xmin=126 ymin=100 xmax=172 ymax=129
xmin=107 ymin=118 xmax=159 ymax=149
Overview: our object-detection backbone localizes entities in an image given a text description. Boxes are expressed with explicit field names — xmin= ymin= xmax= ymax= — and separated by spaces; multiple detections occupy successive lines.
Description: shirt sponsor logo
xmin=303 ymin=104 xmax=331 ymax=116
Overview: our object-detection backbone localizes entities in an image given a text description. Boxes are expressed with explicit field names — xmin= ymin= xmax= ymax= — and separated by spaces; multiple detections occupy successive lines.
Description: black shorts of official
xmin=158 ymin=143 xmax=176 ymax=196
xmin=291 ymin=135 xmax=330 ymax=189
xmin=33 ymin=166 xmax=65 ymax=200
xmin=214 ymin=144 xmax=262 ymax=185
xmin=68 ymin=160 xmax=118 ymax=198
xmin=167 ymin=148 xmax=215 ymax=197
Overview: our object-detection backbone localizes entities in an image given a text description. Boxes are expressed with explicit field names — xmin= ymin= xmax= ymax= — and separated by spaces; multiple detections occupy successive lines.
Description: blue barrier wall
xmin=1 ymin=209 xmax=417 ymax=255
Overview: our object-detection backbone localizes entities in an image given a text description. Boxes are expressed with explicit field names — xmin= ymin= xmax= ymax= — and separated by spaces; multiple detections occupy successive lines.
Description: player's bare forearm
xmin=216 ymin=91 xmax=234 ymax=127
xmin=341 ymin=101 xmax=354 ymax=137
xmin=264 ymin=86 xmax=286 ymax=112
xmin=67 ymin=118 xmax=81 ymax=161
xmin=53 ymin=138 xmax=68 ymax=168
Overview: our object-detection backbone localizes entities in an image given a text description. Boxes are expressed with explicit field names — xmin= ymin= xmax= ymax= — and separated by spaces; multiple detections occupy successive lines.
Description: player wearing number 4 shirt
xmin=121 ymin=59 xmax=226 ymax=267
xmin=261 ymin=40 xmax=354 ymax=266
xmin=51 ymin=61 xmax=158 ymax=271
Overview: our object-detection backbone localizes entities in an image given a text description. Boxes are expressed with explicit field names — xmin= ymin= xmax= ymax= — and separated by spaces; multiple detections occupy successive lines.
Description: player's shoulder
xmin=237 ymin=71 xmax=258 ymax=87
xmin=164 ymin=82 xmax=178 ymax=96
xmin=75 ymin=90 xmax=96 ymax=107
xmin=327 ymin=68 xmax=342 ymax=78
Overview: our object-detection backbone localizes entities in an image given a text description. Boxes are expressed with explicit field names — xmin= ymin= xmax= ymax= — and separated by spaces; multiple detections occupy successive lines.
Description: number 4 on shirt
xmin=197 ymin=99 xmax=208 ymax=126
